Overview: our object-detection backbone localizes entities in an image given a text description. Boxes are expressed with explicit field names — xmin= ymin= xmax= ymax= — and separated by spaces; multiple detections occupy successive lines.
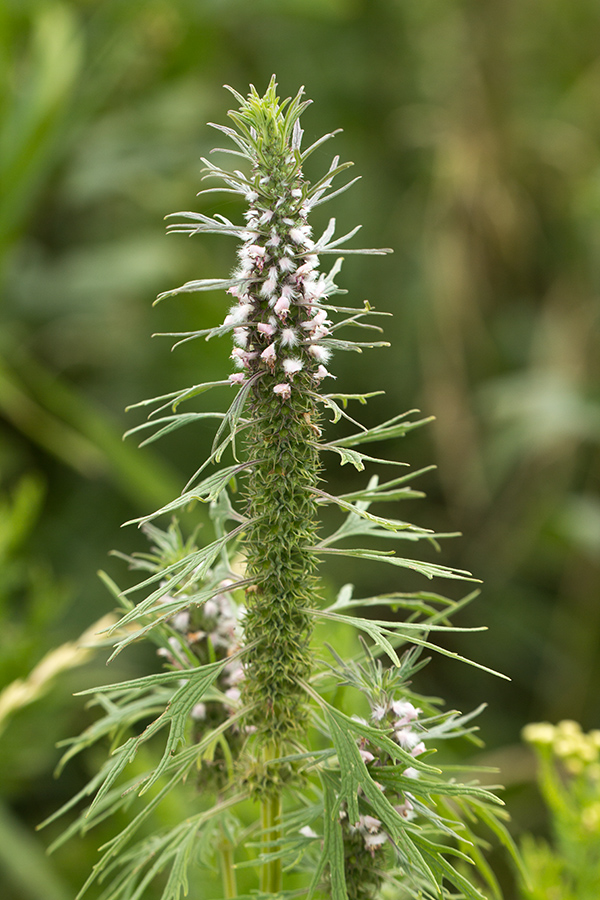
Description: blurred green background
xmin=1 ymin=1 xmax=599 ymax=898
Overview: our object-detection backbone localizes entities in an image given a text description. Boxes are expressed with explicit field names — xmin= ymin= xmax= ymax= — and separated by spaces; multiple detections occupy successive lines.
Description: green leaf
xmin=125 ymin=381 xmax=230 ymax=418
xmin=122 ymin=461 xmax=257 ymax=527
xmin=315 ymin=698 xmax=438 ymax=887
xmin=123 ymin=412 xmax=225 ymax=448
xmin=111 ymin=523 xmax=245 ymax=622
xmin=310 ymin=486 xmax=432 ymax=537
xmin=338 ymin=467 xmax=435 ymax=503
xmin=320 ymin=442 xmax=406 ymax=470
xmin=330 ymin=411 xmax=433 ymax=449
xmin=315 ymin=545 xmax=476 ymax=583
xmin=319 ymin=392 xmax=385 ymax=407
xmin=307 ymin=773 xmax=346 ymax=900
xmin=308 ymin=607 xmax=487 ymax=670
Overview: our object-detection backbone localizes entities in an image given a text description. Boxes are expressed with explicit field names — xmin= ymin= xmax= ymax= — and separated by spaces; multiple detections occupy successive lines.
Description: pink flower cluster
xmin=156 ymin=579 xmax=248 ymax=726
xmin=225 ymin=188 xmax=335 ymax=398
xmin=346 ymin=814 xmax=387 ymax=855
xmin=349 ymin=694 xmax=427 ymax=842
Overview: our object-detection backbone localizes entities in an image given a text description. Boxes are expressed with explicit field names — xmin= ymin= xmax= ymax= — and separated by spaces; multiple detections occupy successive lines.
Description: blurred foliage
xmin=1 ymin=0 xmax=599 ymax=898
xmin=519 ymin=720 xmax=600 ymax=899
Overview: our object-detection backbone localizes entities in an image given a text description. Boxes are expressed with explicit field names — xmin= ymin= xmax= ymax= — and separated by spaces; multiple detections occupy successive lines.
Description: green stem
xmin=260 ymin=742 xmax=282 ymax=895
xmin=219 ymin=834 xmax=237 ymax=900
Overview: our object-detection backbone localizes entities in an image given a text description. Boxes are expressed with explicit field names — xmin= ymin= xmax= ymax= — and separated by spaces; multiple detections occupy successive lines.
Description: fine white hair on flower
xmin=247 ymin=244 xmax=267 ymax=259
xmin=261 ymin=273 xmax=278 ymax=299
xmin=233 ymin=327 xmax=248 ymax=347
xmin=289 ymin=225 xmax=312 ymax=245
xmin=224 ymin=303 xmax=253 ymax=327
xmin=308 ymin=344 xmax=331 ymax=363
xmin=230 ymin=347 xmax=246 ymax=368
xmin=280 ymin=327 xmax=298 ymax=347
xmin=278 ymin=256 xmax=296 ymax=273
xmin=371 ymin=704 xmax=388 ymax=722
xmin=303 ymin=277 xmax=327 ymax=302
xmin=283 ymin=358 xmax=303 ymax=376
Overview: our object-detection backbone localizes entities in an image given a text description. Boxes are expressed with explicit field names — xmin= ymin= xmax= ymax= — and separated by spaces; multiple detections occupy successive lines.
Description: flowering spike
xmin=52 ymin=80 xmax=516 ymax=900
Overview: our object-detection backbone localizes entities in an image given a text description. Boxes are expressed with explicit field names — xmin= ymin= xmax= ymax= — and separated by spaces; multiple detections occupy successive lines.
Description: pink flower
xmin=273 ymin=296 xmax=290 ymax=319
xmin=224 ymin=686 xmax=241 ymax=705
xmin=396 ymin=797 xmax=415 ymax=820
xmin=392 ymin=700 xmax=421 ymax=723
xmin=296 ymin=256 xmax=319 ymax=277
xmin=364 ymin=832 xmax=387 ymax=851
xmin=273 ymin=383 xmax=291 ymax=399
xmin=362 ymin=815 xmax=382 ymax=834
xmin=261 ymin=342 xmax=277 ymax=366
xmin=246 ymin=244 xmax=267 ymax=270
xmin=257 ymin=322 xmax=275 ymax=336
xmin=314 ymin=365 xmax=333 ymax=381
xmin=229 ymin=372 xmax=245 ymax=385
xmin=191 ymin=703 xmax=207 ymax=720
